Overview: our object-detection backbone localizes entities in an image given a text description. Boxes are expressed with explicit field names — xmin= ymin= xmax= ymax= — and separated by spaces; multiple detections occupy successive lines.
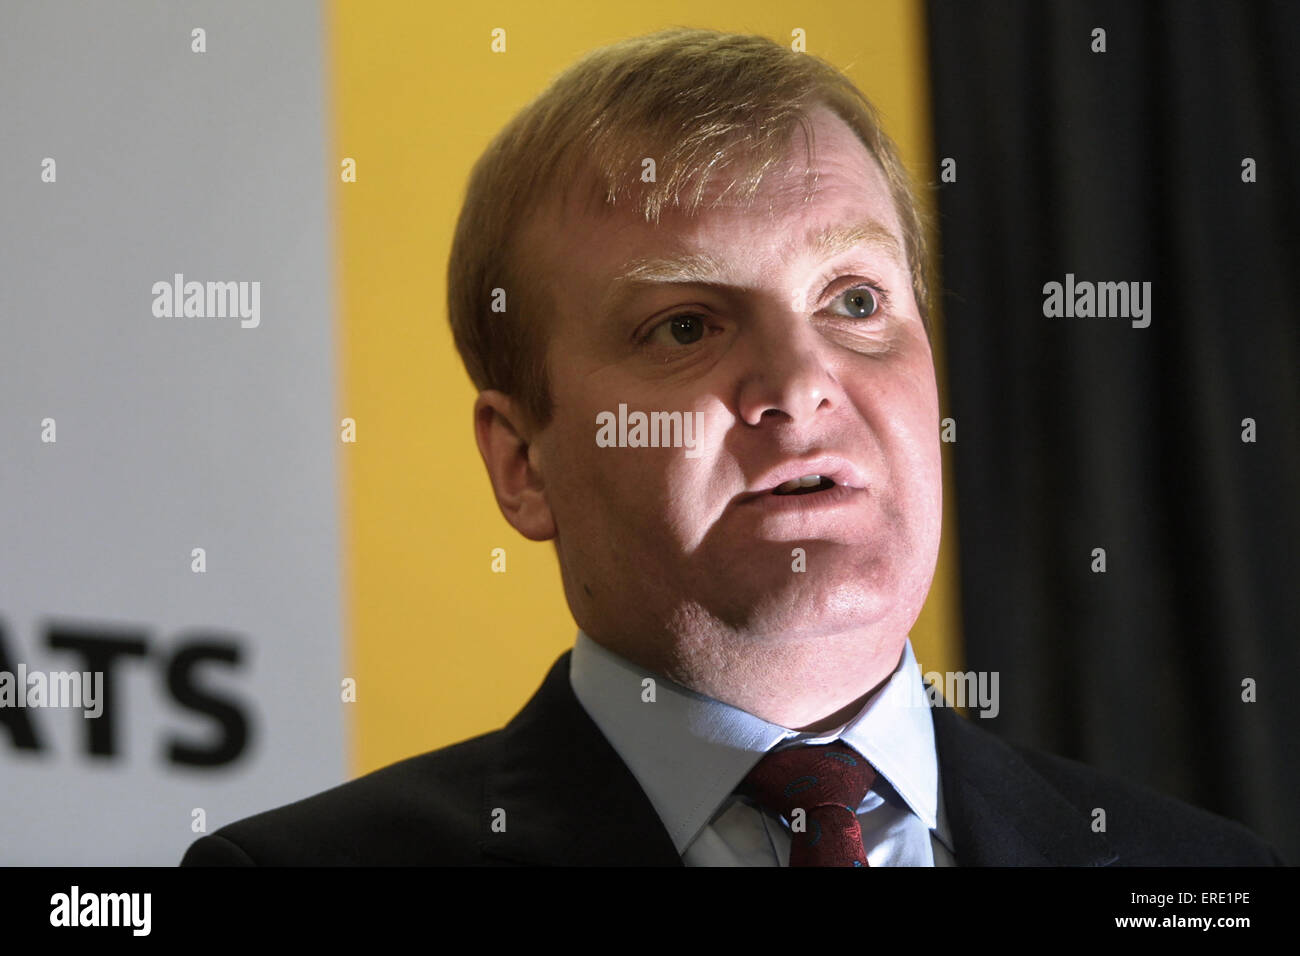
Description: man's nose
xmin=734 ymin=303 xmax=842 ymax=426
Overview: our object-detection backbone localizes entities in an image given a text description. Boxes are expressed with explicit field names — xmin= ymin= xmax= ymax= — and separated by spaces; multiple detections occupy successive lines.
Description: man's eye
xmin=830 ymin=285 xmax=883 ymax=319
xmin=646 ymin=314 xmax=707 ymax=347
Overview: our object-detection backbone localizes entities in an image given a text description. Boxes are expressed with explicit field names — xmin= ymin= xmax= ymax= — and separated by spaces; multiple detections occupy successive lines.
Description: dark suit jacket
xmin=181 ymin=651 xmax=1282 ymax=866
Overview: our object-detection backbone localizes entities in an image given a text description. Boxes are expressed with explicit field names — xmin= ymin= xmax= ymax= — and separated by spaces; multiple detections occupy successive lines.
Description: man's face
xmin=519 ymin=106 xmax=942 ymax=662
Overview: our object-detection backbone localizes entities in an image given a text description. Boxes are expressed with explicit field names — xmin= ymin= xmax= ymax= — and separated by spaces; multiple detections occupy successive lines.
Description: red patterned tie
xmin=740 ymin=742 xmax=876 ymax=866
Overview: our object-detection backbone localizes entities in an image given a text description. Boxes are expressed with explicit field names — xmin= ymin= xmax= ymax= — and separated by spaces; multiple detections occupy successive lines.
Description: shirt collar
xmin=569 ymin=630 xmax=942 ymax=855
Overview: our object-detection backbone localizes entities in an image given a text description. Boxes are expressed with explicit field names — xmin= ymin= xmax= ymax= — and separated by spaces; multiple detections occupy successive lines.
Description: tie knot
xmin=741 ymin=742 xmax=876 ymax=821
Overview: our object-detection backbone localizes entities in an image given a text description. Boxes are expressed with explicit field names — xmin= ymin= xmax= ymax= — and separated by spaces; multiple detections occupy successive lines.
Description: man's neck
xmin=585 ymin=625 xmax=907 ymax=731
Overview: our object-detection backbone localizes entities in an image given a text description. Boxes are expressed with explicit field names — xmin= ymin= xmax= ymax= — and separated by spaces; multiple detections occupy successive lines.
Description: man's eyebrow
xmin=611 ymin=251 xmax=730 ymax=286
xmin=600 ymin=219 xmax=905 ymax=314
xmin=804 ymin=219 xmax=904 ymax=268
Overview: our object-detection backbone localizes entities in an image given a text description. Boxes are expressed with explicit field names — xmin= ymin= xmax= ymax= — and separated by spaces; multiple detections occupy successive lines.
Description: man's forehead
xmin=605 ymin=218 xmax=905 ymax=289
xmin=520 ymin=110 xmax=904 ymax=300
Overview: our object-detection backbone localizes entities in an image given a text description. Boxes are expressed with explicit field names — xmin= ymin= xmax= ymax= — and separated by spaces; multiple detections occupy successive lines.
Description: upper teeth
xmin=775 ymin=475 xmax=825 ymax=493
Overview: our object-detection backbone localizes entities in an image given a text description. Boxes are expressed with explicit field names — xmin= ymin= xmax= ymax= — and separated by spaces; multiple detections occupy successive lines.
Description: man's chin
xmin=706 ymin=574 xmax=899 ymax=639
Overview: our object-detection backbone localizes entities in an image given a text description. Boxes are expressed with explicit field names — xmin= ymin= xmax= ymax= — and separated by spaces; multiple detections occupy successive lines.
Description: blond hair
xmin=447 ymin=27 xmax=932 ymax=430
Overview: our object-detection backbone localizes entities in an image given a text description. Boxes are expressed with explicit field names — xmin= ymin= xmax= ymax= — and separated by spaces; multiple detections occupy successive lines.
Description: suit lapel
xmin=482 ymin=651 xmax=683 ymax=866
xmin=931 ymin=703 xmax=1118 ymax=866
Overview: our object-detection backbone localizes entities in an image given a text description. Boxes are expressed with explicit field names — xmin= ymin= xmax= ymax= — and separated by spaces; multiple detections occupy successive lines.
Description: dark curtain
xmin=926 ymin=0 xmax=1300 ymax=861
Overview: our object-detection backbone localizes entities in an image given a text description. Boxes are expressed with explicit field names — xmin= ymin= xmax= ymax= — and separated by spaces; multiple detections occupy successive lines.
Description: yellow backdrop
xmin=328 ymin=0 xmax=962 ymax=775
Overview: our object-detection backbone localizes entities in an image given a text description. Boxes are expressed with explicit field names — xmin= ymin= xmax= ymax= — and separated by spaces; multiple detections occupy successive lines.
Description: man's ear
xmin=473 ymin=390 xmax=557 ymax=541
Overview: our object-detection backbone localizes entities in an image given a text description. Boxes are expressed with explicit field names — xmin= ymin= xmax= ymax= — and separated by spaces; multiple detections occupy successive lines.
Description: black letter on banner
xmin=47 ymin=626 xmax=149 ymax=757
xmin=165 ymin=638 xmax=251 ymax=767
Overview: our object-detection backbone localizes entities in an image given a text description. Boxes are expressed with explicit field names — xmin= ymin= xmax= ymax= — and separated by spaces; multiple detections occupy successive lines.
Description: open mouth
xmin=771 ymin=476 xmax=836 ymax=496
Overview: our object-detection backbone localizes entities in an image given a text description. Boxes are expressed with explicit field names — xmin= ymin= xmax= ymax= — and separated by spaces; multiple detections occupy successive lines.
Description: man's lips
xmin=737 ymin=480 xmax=866 ymax=513
xmin=737 ymin=455 xmax=869 ymax=503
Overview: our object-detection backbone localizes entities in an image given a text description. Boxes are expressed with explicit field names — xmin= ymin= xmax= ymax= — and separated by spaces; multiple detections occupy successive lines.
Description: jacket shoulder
xmin=181 ymin=730 xmax=500 ymax=866
xmin=1009 ymin=741 xmax=1283 ymax=866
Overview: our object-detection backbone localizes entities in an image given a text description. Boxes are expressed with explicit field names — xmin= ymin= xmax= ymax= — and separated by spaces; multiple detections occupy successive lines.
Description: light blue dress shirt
xmin=569 ymin=630 xmax=957 ymax=866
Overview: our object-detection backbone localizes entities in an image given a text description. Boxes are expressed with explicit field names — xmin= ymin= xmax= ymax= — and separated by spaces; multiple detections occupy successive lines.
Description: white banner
xmin=0 ymin=0 xmax=344 ymax=864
